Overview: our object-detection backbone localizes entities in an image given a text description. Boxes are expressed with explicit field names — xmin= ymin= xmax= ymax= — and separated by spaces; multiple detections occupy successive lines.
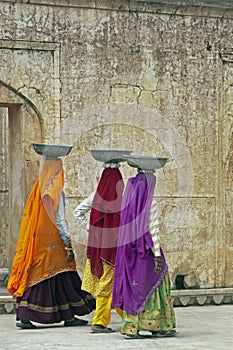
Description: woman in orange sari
xmin=8 ymin=158 xmax=95 ymax=329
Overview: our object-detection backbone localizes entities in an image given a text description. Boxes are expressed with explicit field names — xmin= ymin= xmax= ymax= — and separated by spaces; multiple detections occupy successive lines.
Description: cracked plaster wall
xmin=0 ymin=0 xmax=232 ymax=288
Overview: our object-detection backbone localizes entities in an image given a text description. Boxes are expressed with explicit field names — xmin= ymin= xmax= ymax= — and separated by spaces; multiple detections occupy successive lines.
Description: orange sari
xmin=8 ymin=159 xmax=76 ymax=298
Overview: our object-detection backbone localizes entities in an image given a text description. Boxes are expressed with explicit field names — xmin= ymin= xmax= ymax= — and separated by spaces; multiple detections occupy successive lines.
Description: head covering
xmin=8 ymin=159 xmax=76 ymax=298
xmin=87 ymin=167 xmax=124 ymax=279
xmin=39 ymin=158 xmax=64 ymax=224
xmin=112 ymin=173 xmax=168 ymax=314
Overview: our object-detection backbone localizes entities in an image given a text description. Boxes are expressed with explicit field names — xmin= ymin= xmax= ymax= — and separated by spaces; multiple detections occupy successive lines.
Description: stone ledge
xmin=0 ymin=288 xmax=233 ymax=314
xmin=171 ymin=288 xmax=233 ymax=306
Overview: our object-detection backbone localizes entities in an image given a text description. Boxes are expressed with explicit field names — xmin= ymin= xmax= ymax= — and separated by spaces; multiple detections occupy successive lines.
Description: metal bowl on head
xmin=123 ymin=155 xmax=169 ymax=170
xmin=90 ymin=149 xmax=132 ymax=163
xmin=32 ymin=143 xmax=73 ymax=158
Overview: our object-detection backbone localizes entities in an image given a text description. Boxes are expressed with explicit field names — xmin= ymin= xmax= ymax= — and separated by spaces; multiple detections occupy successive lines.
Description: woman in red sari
xmin=74 ymin=163 xmax=124 ymax=333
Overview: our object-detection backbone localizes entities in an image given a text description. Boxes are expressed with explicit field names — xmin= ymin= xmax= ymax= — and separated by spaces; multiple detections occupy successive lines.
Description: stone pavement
xmin=0 ymin=305 xmax=232 ymax=350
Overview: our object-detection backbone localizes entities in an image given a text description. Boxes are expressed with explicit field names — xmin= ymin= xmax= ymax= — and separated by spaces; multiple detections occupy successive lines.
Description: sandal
xmin=64 ymin=318 xmax=88 ymax=327
xmin=91 ymin=324 xmax=115 ymax=333
xmin=124 ymin=334 xmax=143 ymax=339
xmin=16 ymin=320 xmax=36 ymax=329
xmin=152 ymin=329 xmax=178 ymax=338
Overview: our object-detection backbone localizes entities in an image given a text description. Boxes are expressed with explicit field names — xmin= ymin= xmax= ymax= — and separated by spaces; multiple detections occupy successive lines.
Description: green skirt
xmin=121 ymin=272 xmax=176 ymax=335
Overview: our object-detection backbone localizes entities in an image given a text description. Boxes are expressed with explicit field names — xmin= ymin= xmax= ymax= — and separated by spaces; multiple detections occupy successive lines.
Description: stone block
xmin=213 ymin=295 xmax=224 ymax=305
xmin=179 ymin=296 xmax=190 ymax=306
xmin=196 ymin=296 xmax=207 ymax=306
xmin=0 ymin=268 xmax=9 ymax=287
xmin=4 ymin=302 xmax=15 ymax=314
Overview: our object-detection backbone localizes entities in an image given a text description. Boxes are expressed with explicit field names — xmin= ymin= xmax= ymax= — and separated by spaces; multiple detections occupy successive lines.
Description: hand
xmin=66 ymin=250 xmax=74 ymax=262
xmin=154 ymin=256 xmax=163 ymax=273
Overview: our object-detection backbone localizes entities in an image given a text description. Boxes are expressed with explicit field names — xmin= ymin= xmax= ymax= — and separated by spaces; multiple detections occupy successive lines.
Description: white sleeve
xmin=56 ymin=192 xmax=71 ymax=247
xmin=148 ymin=199 xmax=161 ymax=257
xmin=73 ymin=192 xmax=95 ymax=231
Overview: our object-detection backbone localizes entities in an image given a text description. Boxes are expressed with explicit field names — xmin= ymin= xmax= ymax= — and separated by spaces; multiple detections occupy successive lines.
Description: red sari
xmin=87 ymin=167 xmax=124 ymax=279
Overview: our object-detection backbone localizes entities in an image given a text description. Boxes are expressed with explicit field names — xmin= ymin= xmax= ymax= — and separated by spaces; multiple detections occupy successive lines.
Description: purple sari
xmin=112 ymin=173 xmax=168 ymax=315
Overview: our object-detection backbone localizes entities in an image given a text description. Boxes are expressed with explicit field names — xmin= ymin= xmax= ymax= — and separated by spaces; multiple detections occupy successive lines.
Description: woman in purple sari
xmin=112 ymin=169 xmax=177 ymax=339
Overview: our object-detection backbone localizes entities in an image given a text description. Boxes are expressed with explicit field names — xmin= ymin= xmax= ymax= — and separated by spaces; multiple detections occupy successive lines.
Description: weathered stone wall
xmin=0 ymin=0 xmax=232 ymax=289
xmin=0 ymin=108 xmax=9 ymax=269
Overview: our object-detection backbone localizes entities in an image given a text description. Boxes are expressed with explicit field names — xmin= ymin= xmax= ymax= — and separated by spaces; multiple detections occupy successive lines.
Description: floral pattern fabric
xmin=81 ymin=259 xmax=114 ymax=297
xmin=121 ymin=272 xmax=176 ymax=335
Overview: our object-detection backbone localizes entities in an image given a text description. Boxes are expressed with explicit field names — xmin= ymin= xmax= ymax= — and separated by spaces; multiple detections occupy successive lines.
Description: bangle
xmin=154 ymin=255 xmax=161 ymax=260
xmin=65 ymin=247 xmax=73 ymax=251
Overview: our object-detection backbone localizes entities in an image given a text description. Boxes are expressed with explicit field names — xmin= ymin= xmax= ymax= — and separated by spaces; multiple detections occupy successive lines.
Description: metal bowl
xmin=123 ymin=155 xmax=169 ymax=170
xmin=90 ymin=149 xmax=132 ymax=163
xmin=32 ymin=143 xmax=73 ymax=158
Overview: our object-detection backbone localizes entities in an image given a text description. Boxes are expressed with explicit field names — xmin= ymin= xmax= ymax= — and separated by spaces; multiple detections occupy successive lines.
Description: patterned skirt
xmin=81 ymin=259 xmax=114 ymax=297
xmin=16 ymin=271 xmax=96 ymax=324
xmin=121 ymin=272 xmax=176 ymax=335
